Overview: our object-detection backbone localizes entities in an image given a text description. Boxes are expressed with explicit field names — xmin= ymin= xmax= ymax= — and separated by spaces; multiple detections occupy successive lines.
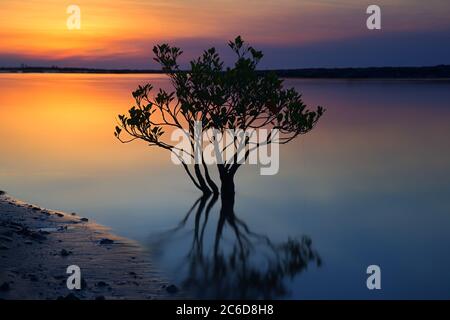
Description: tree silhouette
xmin=115 ymin=36 xmax=324 ymax=197
xmin=152 ymin=194 xmax=321 ymax=299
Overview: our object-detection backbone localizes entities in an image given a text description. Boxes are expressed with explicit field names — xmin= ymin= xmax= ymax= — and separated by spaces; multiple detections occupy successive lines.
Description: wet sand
xmin=0 ymin=192 xmax=178 ymax=300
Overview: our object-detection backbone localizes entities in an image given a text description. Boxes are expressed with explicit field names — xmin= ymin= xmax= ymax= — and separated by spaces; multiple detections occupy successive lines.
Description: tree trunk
xmin=215 ymin=175 xmax=235 ymax=257
xmin=194 ymin=164 xmax=211 ymax=195
xmin=202 ymin=162 xmax=219 ymax=195
xmin=220 ymin=172 xmax=235 ymax=202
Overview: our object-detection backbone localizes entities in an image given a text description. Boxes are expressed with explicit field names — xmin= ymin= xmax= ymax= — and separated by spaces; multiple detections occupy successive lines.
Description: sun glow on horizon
xmin=0 ymin=0 xmax=450 ymax=67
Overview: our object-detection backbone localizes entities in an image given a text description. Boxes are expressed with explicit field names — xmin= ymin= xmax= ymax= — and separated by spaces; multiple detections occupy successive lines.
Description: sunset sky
xmin=1 ymin=0 xmax=450 ymax=68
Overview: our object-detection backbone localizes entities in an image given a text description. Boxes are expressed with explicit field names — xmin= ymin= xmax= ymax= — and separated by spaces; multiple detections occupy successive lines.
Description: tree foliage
xmin=115 ymin=36 xmax=324 ymax=195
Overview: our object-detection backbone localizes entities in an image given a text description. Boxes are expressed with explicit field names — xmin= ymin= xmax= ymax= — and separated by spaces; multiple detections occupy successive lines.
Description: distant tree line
xmin=1 ymin=64 xmax=450 ymax=78
xmin=268 ymin=65 xmax=450 ymax=79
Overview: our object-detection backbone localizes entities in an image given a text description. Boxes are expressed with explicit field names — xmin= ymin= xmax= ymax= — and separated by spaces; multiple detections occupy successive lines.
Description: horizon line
xmin=1 ymin=65 xmax=450 ymax=79
xmin=1 ymin=64 xmax=450 ymax=71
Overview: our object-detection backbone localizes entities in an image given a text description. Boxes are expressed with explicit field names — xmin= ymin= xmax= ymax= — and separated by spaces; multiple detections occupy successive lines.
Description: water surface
xmin=1 ymin=74 xmax=450 ymax=299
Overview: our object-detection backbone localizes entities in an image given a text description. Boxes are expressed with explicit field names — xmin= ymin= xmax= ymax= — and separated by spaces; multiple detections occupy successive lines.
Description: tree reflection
xmin=155 ymin=193 xmax=321 ymax=299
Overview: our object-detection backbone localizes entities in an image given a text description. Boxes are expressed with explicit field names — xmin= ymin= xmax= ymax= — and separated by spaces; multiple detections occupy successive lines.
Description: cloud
xmin=2 ymin=28 xmax=450 ymax=69
xmin=1 ymin=0 xmax=450 ymax=68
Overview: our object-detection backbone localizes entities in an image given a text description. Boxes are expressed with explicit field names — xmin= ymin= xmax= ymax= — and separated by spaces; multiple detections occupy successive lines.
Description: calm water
xmin=1 ymin=74 xmax=450 ymax=299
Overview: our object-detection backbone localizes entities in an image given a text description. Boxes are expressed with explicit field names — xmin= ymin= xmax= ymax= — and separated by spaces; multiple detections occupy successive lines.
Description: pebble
xmin=28 ymin=274 xmax=38 ymax=282
xmin=0 ymin=282 xmax=10 ymax=291
xmin=57 ymin=293 xmax=79 ymax=300
xmin=99 ymin=238 xmax=114 ymax=245
xmin=166 ymin=284 xmax=179 ymax=294
xmin=60 ymin=249 xmax=72 ymax=256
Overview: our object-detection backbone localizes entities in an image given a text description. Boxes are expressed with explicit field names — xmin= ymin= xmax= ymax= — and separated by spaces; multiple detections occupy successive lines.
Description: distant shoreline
xmin=1 ymin=65 xmax=450 ymax=79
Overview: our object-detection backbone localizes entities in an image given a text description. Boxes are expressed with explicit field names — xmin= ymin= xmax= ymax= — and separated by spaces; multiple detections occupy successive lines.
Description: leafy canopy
xmin=115 ymin=36 xmax=324 ymax=151
xmin=115 ymin=37 xmax=324 ymax=195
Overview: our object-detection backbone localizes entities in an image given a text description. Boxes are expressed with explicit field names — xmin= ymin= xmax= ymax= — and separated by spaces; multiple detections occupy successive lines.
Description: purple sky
xmin=1 ymin=0 xmax=450 ymax=69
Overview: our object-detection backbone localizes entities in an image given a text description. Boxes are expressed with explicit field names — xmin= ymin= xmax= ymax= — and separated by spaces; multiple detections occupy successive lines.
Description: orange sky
xmin=1 ymin=0 xmax=450 ymax=68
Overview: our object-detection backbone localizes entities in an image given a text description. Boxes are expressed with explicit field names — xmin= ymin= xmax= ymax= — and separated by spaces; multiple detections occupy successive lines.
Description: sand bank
xmin=0 ymin=192 xmax=178 ymax=300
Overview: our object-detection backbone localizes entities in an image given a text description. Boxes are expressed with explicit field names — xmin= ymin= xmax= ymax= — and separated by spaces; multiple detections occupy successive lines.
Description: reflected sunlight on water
xmin=1 ymin=74 xmax=450 ymax=299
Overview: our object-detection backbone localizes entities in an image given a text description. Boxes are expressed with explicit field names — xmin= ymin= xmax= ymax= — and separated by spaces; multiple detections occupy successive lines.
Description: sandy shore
xmin=0 ymin=192 xmax=178 ymax=300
